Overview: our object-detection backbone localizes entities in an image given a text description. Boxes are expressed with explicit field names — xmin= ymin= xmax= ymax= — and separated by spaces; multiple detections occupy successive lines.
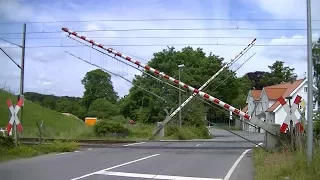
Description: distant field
xmin=0 ymin=89 xmax=88 ymax=138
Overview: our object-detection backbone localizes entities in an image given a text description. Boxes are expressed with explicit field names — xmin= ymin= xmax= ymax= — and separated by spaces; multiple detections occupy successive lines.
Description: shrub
xmin=93 ymin=120 xmax=131 ymax=137
xmin=0 ymin=136 xmax=15 ymax=148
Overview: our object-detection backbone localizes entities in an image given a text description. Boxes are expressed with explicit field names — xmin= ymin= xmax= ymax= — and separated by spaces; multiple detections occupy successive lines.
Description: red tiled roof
xmin=251 ymin=90 xmax=262 ymax=101
xmin=264 ymin=88 xmax=287 ymax=100
xmin=266 ymin=79 xmax=305 ymax=112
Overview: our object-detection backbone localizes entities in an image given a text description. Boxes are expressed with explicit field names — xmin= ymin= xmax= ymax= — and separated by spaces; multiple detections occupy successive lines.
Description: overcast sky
xmin=1 ymin=0 xmax=320 ymax=98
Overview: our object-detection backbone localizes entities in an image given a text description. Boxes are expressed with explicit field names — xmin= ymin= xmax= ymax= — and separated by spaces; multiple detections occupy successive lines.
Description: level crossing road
xmin=0 ymin=129 xmax=259 ymax=180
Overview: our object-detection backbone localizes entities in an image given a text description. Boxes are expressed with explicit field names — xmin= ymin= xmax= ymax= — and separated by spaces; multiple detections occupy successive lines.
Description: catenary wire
xmin=0 ymin=27 xmax=320 ymax=35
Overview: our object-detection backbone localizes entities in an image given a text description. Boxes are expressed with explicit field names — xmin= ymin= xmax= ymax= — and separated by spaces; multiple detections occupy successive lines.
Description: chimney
xmin=304 ymin=72 xmax=307 ymax=79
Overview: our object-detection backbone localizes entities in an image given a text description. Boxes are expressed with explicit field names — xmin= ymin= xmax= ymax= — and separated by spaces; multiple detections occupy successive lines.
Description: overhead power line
xmin=65 ymin=51 xmax=167 ymax=102
xmin=0 ymin=44 xmax=308 ymax=49
xmin=67 ymin=35 xmax=186 ymax=93
xmin=1 ymin=27 xmax=320 ymax=35
xmin=0 ymin=37 xmax=22 ymax=47
xmin=0 ymin=18 xmax=320 ymax=24
xmin=1 ymin=36 xmax=318 ymax=40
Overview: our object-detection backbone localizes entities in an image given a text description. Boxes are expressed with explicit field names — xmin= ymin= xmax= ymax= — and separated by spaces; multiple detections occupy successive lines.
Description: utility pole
xmin=306 ymin=0 xmax=313 ymax=164
xmin=15 ymin=23 xmax=26 ymax=145
xmin=178 ymin=64 xmax=185 ymax=128
xmin=19 ymin=23 xmax=26 ymax=123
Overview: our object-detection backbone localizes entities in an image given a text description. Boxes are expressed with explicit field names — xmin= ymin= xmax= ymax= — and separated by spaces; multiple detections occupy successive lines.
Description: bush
xmin=0 ymin=136 xmax=15 ymax=148
xmin=165 ymin=125 xmax=211 ymax=140
xmin=93 ymin=120 xmax=131 ymax=137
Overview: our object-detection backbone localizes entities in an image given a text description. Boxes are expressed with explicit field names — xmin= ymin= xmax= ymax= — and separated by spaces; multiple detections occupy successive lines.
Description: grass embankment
xmin=253 ymin=147 xmax=320 ymax=180
xmin=0 ymin=89 xmax=87 ymax=138
xmin=0 ymin=137 xmax=79 ymax=162
xmin=0 ymin=90 xmax=211 ymax=140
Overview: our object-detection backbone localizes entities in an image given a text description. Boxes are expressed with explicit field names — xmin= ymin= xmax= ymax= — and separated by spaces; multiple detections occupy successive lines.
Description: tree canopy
xmin=244 ymin=61 xmax=297 ymax=90
xmin=81 ymin=69 xmax=118 ymax=108
xmin=119 ymin=46 xmax=241 ymax=124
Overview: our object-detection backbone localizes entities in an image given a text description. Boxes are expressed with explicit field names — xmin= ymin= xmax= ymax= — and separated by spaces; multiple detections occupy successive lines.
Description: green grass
xmin=0 ymin=89 xmax=87 ymax=138
xmin=253 ymin=147 xmax=320 ymax=180
xmin=0 ymin=140 xmax=79 ymax=162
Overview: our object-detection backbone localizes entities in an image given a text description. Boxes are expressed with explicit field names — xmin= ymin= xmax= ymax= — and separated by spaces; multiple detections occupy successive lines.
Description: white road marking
xmin=70 ymin=154 xmax=160 ymax=180
xmin=96 ymin=171 xmax=223 ymax=180
xmin=58 ymin=152 xmax=69 ymax=155
xmin=88 ymin=148 xmax=92 ymax=150
xmin=255 ymin=142 xmax=263 ymax=147
xmin=123 ymin=142 xmax=146 ymax=146
xmin=223 ymin=149 xmax=251 ymax=180
xmin=196 ymin=144 xmax=201 ymax=147
xmin=74 ymin=151 xmax=80 ymax=153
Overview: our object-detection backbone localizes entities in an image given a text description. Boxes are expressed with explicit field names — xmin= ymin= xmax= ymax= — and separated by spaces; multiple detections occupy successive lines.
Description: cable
xmin=65 ymin=51 xmax=167 ymax=102
xmin=211 ymin=53 xmax=257 ymax=93
xmin=1 ymin=27 xmax=319 ymax=35
xmin=0 ymin=48 xmax=21 ymax=69
xmin=0 ymin=37 xmax=22 ymax=48
xmin=2 ymin=36 xmax=317 ymax=40
xmin=67 ymin=35 xmax=187 ymax=93
xmin=0 ymin=44 xmax=308 ymax=49
xmin=0 ymin=18 xmax=319 ymax=24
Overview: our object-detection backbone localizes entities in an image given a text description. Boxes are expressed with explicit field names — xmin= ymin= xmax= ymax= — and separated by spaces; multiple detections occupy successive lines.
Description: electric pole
xmin=19 ymin=23 xmax=26 ymax=122
xmin=306 ymin=0 xmax=313 ymax=164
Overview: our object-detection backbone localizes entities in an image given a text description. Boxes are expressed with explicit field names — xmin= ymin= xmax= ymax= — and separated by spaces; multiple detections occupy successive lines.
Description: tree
xmin=42 ymin=96 xmax=56 ymax=109
xmin=245 ymin=71 xmax=269 ymax=90
xmin=81 ymin=69 xmax=118 ymax=108
xmin=88 ymin=98 xmax=120 ymax=119
xmin=313 ymin=38 xmax=320 ymax=103
xmin=231 ymin=75 xmax=253 ymax=108
xmin=262 ymin=60 xmax=297 ymax=86
xmin=121 ymin=46 xmax=241 ymax=124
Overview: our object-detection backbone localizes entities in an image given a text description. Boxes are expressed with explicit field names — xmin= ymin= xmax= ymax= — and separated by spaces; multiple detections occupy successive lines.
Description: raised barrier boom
xmin=62 ymin=27 xmax=251 ymax=120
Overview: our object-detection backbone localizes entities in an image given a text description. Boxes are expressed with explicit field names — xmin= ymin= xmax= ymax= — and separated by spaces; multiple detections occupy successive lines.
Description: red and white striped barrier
xmin=278 ymin=95 xmax=304 ymax=133
xmin=62 ymin=27 xmax=251 ymax=120
xmin=6 ymin=98 xmax=24 ymax=134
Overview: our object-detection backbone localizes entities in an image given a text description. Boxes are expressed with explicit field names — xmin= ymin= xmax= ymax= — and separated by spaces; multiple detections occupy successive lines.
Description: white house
xmin=241 ymin=78 xmax=318 ymax=132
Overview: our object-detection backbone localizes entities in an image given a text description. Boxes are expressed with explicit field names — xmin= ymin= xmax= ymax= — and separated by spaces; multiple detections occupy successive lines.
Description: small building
xmin=241 ymin=78 xmax=318 ymax=132
xmin=85 ymin=117 xmax=97 ymax=126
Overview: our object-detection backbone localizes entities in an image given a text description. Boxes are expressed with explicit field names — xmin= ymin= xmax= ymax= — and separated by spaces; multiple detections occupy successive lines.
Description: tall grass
xmin=253 ymin=146 xmax=320 ymax=180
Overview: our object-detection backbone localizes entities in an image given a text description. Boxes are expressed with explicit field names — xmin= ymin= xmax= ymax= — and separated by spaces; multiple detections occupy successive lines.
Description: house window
xmin=304 ymin=87 xmax=308 ymax=93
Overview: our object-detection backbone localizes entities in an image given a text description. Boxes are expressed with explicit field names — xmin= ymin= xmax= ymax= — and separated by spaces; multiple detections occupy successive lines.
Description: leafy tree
xmin=42 ymin=96 xmax=56 ymax=109
xmin=55 ymin=98 xmax=80 ymax=115
xmin=245 ymin=71 xmax=268 ymax=90
xmin=261 ymin=60 xmax=297 ymax=86
xmin=121 ymin=46 xmax=240 ymax=124
xmin=81 ymin=69 xmax=118 ymax=108
xmin=313 ymin=38 xmax=320 ymax=103
xmin=88 ymin=98 xmax=120 ymax=119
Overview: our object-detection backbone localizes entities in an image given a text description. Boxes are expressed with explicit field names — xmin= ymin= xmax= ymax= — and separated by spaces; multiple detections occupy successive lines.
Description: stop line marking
xmin=96 ymin=171 xmax=223 ymax=180
xmin=123 ymin=142 xmax=146 ymax=146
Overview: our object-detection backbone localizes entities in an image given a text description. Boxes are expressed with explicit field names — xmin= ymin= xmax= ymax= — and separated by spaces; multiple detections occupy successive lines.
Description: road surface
xmin=0 ymin=129 xmax=262 ymax=180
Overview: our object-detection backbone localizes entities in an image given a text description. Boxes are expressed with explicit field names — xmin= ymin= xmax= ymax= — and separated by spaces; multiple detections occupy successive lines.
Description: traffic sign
xmin=6 ymin=98 xmax=24 ymax=134
xmin=278 ymin=95 xmax=304 ymax=133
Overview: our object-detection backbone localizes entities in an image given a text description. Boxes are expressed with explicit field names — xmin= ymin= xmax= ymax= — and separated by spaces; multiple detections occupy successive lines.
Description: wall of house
xmin=266 ymin=112 xmax=275 ymax=124
xmin=274 ymin=81 xmax=318 ymax=124
xmin=260 ymin=89 xmax=269 ymax=112
xmin=269 ymin=100 xmax=276 ymax=109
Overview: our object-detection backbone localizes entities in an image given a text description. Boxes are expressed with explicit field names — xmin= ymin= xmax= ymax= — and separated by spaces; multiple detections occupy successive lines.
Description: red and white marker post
xmin=278 ymin=95 xmax=304 ymax=133
xmin=6 ymin=98 xmax=24 ymax=135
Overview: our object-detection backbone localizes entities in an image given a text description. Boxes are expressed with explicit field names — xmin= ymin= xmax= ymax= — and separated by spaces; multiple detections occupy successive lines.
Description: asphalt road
xmin=0 ymin=129 xmax=262 ymax=180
